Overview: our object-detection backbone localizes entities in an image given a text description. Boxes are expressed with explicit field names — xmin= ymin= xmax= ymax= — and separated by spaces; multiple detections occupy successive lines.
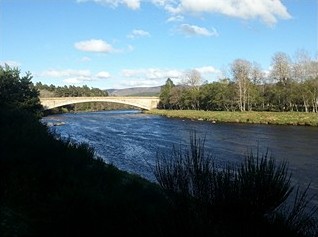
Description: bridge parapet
xmin=40 ymin=96 xmax=160 ymax=110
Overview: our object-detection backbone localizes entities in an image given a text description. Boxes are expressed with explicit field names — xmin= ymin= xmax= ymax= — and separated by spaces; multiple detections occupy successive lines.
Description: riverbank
xmin=146 ymin=109 xmax=318 ymax=126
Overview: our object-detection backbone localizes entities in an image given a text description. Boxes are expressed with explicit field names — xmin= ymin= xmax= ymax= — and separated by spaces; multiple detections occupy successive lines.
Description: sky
xmin=0 ymin=0 xmax=317 ymax=89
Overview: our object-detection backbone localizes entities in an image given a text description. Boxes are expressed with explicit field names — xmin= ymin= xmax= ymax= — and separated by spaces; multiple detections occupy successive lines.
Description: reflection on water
xmin=42 ymin=110 xmax=318 ymax=207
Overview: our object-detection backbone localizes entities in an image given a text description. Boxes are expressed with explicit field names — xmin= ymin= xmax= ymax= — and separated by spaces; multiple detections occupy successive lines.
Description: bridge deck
xmin=40 ymin=96 xmax=160 ymax=110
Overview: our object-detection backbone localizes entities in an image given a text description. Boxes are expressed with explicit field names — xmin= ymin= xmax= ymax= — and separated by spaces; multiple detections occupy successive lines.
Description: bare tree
xmin=181 ymin=69 xmax=203 ymax=109
xmin=250 ymin=62 xmax=265 ymax=110
xmin=292 ymin=50 xmax=313 ymax=112
xmin=270 ymin=52 xmax=293 ymax=111
xmin=270 ymin=52 xmax=292 ymax=85
xmin=251 ymin=62 xmax=264 ymax=85
xmin=293 ymin=49 xmax=312 ymax=82
xmin=182 ymin=69 xmax=202 ymax=90
xmin=231 ymin=59 xmax=251 ymax=111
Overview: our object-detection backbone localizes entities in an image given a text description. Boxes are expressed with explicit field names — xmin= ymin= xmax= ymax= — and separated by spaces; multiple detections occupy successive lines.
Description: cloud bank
xmin=78 ymin=0 xmax=291 ymax=25
xmin=118 ymin=66 xmax=220 ymax=87
xmin=177 ymin=0 xmax=291 ymax=25
xmin=41 ymin=69 xmax=111 ymax=84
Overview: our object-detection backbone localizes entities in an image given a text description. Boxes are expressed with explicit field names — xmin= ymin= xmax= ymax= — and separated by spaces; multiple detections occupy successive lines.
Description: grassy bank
xmin=146 ymin=109 xmax=318 ymax=126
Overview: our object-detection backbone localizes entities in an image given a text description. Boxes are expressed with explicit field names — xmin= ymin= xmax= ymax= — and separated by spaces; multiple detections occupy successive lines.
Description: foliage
xmin=155 ymin=133 xmax=318 ymax=236
xmin=0 ymin=65 xmax=42 ymax=117
xmin=35 ymin=82 xmax=108 ymax=97
xmin=270 ymin=184 xmax=318 ymax=237
xmin=159 ymin=78 xmax=175 ymax=109
xmin=158 ymin=50 xmax=318 ymax=112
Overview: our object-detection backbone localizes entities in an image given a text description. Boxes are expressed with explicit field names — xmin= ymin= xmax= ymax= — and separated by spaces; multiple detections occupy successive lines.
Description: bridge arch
xmin=40 ymin=97 xmax=160 ymax=111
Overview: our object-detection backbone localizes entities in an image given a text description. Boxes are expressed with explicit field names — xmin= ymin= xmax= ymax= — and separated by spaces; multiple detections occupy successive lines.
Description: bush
xmin=155 ymin=133 xmax=317 ymax=236
xmin=0 ymin=108 xmax=170 ymax=237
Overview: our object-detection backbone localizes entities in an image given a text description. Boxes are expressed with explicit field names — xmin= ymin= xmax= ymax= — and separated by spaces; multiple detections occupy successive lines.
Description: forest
xmin=35 ymin=82 xmax=108 ymax=97
xmin=159 ymin=51 xmax=318 ymax=113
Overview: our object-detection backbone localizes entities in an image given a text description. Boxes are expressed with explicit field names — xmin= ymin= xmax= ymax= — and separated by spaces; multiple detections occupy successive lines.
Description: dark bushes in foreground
xmin=155 ymin=134 xmax=318 ymax=236
xmin=0 ymin=108 xmax=170 ymax=236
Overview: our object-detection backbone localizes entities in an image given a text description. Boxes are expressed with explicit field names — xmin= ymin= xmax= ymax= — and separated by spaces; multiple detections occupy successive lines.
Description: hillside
xmin=106 ymin=86 xmax=161 ymax=96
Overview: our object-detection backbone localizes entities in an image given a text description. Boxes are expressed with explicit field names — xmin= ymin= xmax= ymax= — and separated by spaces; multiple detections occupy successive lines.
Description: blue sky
xmin=1 ymin=0 xmax=317 ymax=89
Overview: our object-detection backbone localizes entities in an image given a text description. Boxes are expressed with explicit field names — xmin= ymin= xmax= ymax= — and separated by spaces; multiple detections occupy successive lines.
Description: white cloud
xmin=74 ymin=39 xmax=114 ymax=53
xmin=179 ymin=24 xmax=219 ymax=37
xmin=127 ymin=29 xmax=151 ymax=39
xmin=63 ymin=76 xmax=95 ymax=84
xmin=79 ymin=0 xmax=291 ymax=25
xmin=77 ymin=0 xmax=140 ymax=10
xmin=122 ymin=68 xmax=183 ymax=79
xmin=0 ymin=60 xmax=21 ymax=67
xmin=173 ymin=0 xmax=291 ymax=26
xmin=63 ymin=78 xmax=85 ymax=84
xmin=119 ymin=68 xmax=183 ymax=87
xmin=124 ymin=0 xmax=140 ymax=9
xmin=41 ymin=69 xmax=91 ymax=78
xmin=195 ymin=66 xmax=220 ymax=75
xmin=166 ymin=15 xmax=184 ymax=22
xmin=96 ymin=71 xmax=111 ymax=78
xmin=40 ymin=69 xmax=110 ymax=84
xmin=120 ymin=66 xmax=220 ymax=86
xmin=118 ymin=79 xmax=162 ymax=87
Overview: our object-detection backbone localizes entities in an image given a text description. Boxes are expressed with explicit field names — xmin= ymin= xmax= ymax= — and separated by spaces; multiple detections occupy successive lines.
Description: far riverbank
xmin=146 ymin=109 xmax=318 ymax=126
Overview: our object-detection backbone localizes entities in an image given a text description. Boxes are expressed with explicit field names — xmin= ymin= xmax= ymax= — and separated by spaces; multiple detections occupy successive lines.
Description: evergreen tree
xmin=159 ymin=78 xmax=175 ymax=109
xmin=0 ymin=65 xmax=42 ymax=117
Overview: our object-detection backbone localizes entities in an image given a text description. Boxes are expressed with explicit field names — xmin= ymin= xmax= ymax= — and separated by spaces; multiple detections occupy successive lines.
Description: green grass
xmin=146 ymin=109 xmax=318 ymax=126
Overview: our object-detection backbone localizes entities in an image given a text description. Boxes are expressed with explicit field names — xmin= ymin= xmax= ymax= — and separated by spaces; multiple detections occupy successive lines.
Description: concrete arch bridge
xmin=40 ymin=96 xmax=160 ymax=111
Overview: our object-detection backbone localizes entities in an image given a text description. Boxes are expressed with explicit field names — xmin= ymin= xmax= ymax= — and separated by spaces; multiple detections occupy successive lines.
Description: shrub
xmin=155 ymin=133 xmax=317 ymax=236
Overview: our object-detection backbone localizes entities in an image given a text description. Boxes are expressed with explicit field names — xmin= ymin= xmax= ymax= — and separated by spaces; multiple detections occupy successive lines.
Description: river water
xmin=42 ymin=110 xmax=318 ymax=209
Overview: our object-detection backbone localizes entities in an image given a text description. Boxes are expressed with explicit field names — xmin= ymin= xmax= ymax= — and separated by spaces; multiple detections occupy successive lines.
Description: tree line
xmin=35 ymin=82 xmax=108 ymax=97
xmin=159 ymin=51 xmax=318 ymax=112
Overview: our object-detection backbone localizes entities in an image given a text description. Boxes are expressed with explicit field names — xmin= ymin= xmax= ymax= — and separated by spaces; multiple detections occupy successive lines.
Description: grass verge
xmin=146 ymin=109 xmax=318 ymax=126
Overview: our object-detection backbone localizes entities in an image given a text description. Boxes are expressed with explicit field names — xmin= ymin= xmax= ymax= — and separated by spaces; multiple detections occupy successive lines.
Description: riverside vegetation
xmin=147 ymin=109 xmax=318 ymax=126
xmin=158 ymin=51 xmax=318 ymax=113
xmin=1 ymin=65 xmax=317 ymax=236
xmin=152 ymin=51 xmax=318 ymax=126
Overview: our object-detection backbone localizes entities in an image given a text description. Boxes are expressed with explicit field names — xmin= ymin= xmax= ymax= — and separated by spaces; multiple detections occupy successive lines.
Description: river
xmin=42 ymin=110 xmax=318 ymax=209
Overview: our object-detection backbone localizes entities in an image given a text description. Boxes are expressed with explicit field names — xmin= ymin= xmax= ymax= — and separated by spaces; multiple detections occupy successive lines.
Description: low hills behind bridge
xmin=106 ymin=86 xmax=161 ymax=97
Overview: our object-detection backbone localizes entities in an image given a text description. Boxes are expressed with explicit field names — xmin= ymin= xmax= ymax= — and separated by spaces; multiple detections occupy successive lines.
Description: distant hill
xmin=106 ymin=86 xmax=161 ymax=96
